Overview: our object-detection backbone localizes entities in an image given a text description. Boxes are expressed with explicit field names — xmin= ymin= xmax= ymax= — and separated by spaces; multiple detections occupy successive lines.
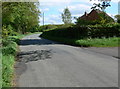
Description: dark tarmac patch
xmin=17 ymin=50 xmax=53 ymax=63
xmin=14 ymin=49 xmax=53 ymax=87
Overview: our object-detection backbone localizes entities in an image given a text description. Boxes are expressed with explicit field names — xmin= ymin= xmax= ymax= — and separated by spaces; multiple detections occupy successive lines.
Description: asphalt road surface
xmin=15 ymin=33 xmax=118 ymax=87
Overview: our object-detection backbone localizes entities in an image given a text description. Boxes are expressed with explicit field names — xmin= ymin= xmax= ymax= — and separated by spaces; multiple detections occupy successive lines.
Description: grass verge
xmin=41 ymin=35 xmax=120 ymax=47
xmin=2 ymin=55 xmax=15 ymax=87
xmin=1 ymin=38 xmax=18 ymax=87
xmin=75 ymin=37 xmax=120 ymax=47
xmin=1 ymin=32 xmax=42 ymax=87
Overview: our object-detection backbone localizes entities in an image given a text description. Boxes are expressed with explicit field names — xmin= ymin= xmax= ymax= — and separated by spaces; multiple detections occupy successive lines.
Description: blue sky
xmin=39 ymin=0 xmax=119 ymax=25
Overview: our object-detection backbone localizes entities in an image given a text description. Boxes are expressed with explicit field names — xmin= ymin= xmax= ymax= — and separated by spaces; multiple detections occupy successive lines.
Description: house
xmin=78 ymin=9 xmax=114 ymax=23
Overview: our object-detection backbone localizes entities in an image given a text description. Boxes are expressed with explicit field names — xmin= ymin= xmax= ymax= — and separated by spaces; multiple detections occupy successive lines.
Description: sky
xmin=38 ymin=0 xmax=119 ymax=25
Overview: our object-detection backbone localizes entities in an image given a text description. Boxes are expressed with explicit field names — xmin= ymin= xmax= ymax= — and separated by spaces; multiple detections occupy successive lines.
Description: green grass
xmin=0 ymin=50 xmax=2 ymax=89
xmin=41 ymin=34 xmax=120 ymax=47
xmin=2 ymin=55 xmax=15 ymax=87
xmin=75 ymin=37 xmax=120 ymax=47
xmin=1 ymin=40 xmax=17 ymax=87
xmin=1 ymin=34 xmax=25 ymax=87
xmin=1 ymin=34 xmax=22 ymax=87
xmin=1 ymin=32 xmax=42 ymax=87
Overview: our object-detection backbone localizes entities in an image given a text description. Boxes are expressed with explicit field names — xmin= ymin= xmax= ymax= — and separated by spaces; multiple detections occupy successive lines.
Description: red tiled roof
xmin=79 ymin=9 xmax=111 ymax=21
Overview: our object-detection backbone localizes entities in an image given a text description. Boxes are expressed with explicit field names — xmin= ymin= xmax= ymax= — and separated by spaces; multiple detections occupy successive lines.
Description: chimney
xmin=84 ymin=11 xmax=87 ymax=16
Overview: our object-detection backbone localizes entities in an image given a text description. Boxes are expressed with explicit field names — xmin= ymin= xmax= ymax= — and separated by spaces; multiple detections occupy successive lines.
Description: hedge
xmin=41 ymin=23 xmax=120 ymax=39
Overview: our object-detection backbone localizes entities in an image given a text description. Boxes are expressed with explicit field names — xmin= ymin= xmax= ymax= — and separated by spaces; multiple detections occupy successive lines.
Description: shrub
xmin=2 ymin=36 xmax=19 ymax=56
xmin=2 ymin=26 xmax=9 ymax=38
xmin=40 ymin=24 xmax=74 ymax=32
xmin=2 ymin=25 xmax=19 ymax=39
xmin=8 ymin=36 xmax=20 ymax=44
xmin=41 ymin=23 xmax=120 ymax=39
xmin=40 ymin=25 xmax=57 ymax=31
xmin=29 ymin=25 xmax=40 ymax=33
xmin=2 ymin=36 xmax=20 ymax=46
xmin=1 ymin=41 xmax=17 ymax=55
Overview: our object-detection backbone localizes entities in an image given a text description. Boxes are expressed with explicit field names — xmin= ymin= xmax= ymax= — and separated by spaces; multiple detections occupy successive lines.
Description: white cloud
xmin=40 ymin=2 xmax=92 ymax=25
xmin=111 ymin=0 xmax=119 ymax=3
xmin=40 ymin=14 xmax=63 ymax=25
xmin=87 ymin=0 xmax=119 ymax=3
xmin=59 ymin=4 xmax=91 ymax=18
xmin=39 ymin=0 xmax=119 ymax=3
xmin=40 ymin=2 xmax=70 ymax=7
xmin=72 ymin=14 xmax=83 ymax=17
xmin=68 ymin=4 xmax=91 ymax=11
xmin=39 ymin=8 xmax=49 ymax=12
xmin=39 ymin=0 xmax=118 ymax=25
xmin=39 ymin=0 xmax=71 ymax=7
xmin=39 ymin=0 xmax=70 ymax=2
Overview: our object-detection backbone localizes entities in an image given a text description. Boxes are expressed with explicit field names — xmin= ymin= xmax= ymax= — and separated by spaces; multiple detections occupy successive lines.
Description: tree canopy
xmin=2 ymin=2 xmax=40 ymax=35
xmin=91 ymin=1 xmax=111 ymax=12
xmin=115 ymin=15 xmax=120 ymax=23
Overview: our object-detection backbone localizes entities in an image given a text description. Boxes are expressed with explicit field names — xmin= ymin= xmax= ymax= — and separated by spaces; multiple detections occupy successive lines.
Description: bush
xmin=40 ymin=24 xmax=75 ymax=32
xmin=8 ymin=36 xmax=20 ymax=44
xmin=2 ymin=36 xmax=19 ymax=56
xmin=2 ymin=25 xmax=19 ymax=39
xmin=2 ymin=26 xmax=9 ymax=38
xmin=41 ymin=23 xmax=120 ymax=39
xmin=2 ymin=36 xmax=20 ymax=47
xmin=39 ymin=25 xmax=57 ymax=31
xmin=29 ymin=25 xmax=41 ymax=33
xmin=1 ymin=41 xmax=17 ymax=55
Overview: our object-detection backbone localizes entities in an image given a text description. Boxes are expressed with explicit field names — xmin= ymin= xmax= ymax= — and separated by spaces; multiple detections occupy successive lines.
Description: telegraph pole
xmin=43 ymin=12 xmax=44 ymax=31
xmin=117 ymin=1 xmax=120 ymax=23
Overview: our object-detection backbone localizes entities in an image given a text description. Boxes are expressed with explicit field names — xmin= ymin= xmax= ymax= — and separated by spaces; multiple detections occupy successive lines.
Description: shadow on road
xmin=19 ymin=37 xmax=57 ymax=45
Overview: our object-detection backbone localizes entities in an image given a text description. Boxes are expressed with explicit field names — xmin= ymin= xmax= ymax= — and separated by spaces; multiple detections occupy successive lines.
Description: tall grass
xmin=1 ymin=38 xmax=18 ymax=87
xmin=2 ymin=55 xmax=15 ymax=87
xmin=0 ymin=49 xmax=2 ymax=89
xmin=1 ymin=35 xmax=19 ymax=87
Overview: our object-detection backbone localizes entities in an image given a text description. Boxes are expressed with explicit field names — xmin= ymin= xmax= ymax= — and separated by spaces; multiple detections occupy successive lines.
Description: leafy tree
xmin=91 ymin=1 xmax=111 ymax=11
xmin=115 ymin=15 xmax=120 ymax=23
xmin=98 ymin=12 xmax=114 ymax=24
xmin=61 ymin=7 xmax=72 ymax=24
xmin=2 ymin=2 xmax=40 ymax=35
